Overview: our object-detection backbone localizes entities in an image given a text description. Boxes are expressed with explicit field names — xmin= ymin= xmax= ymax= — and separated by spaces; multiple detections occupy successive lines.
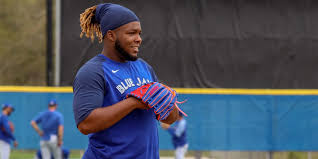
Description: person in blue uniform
xmin=31 ymin=100 xmax=64 ymax=159
xmin=161 ymin=113 xmax=188 ymax=159
xmin=0 ymin=104 xmax=18 ymax=159
xmin=73 ymin=3 xmax=179 ymax=159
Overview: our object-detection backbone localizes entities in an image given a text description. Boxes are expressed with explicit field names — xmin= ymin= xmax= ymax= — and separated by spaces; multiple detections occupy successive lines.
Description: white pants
xmin=40 ymin=140 xmax=61 ymax=159
xmin=175 ymin=144 xmax=188 ymax=159
xmin=0 ymin=140 xmax=11 ymax=159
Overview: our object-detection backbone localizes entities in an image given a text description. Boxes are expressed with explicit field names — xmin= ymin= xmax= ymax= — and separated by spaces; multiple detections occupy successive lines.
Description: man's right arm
xmin=78 ymin=97 xmax=146 ymax=135
xmin=73 ymin=65 xmax=147 ymax=135
xmin=1 ymin=118 xmax=16 ymax=141
xmin=30 ymin=121 xmax=43 ymax=137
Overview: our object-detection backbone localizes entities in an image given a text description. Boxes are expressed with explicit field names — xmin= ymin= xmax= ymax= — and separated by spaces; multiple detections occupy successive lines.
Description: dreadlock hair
xmin=80 ymin=6 xmax=103 ymax=43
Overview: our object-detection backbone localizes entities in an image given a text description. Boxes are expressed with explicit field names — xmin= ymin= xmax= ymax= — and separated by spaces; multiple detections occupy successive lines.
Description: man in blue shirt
xmin=31 ymin=100 xmax=64 ymax=159
xmin=0 ymin=104 xmax=18 ymax=159
xmin=73 ymin=3 xmax=179 ymax=159
xmin=161 ymin=113 xmax=188 ymax=159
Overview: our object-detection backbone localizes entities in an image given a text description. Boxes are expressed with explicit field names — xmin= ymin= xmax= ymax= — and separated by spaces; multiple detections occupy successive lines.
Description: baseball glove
xmin=126 ymin=82 xmax=187 ymax=120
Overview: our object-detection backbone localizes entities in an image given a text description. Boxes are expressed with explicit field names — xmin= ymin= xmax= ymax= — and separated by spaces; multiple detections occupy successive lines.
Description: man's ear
xmin=105 ymin=30 xmax=116 ymax=42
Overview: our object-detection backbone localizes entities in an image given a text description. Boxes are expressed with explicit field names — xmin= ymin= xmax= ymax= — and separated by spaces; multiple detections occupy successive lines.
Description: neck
xmin=102 ymin=42 xmax=126 ymax=63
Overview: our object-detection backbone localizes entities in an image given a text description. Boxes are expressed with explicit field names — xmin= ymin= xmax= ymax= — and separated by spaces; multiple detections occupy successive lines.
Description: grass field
xmin=9 ymin=150 xmax=318 ymax=159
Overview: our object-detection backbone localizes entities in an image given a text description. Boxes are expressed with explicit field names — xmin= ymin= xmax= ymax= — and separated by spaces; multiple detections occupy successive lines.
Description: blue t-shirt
xmin=73 ymin=54 xmax=159 ymax=159
xmin=32 ymin=110 xmax=64 ymax=141
xmin=168 ymin=118 xmax=187 ymax=148
xmin=0 ymin=113 xmax=15 ymax=144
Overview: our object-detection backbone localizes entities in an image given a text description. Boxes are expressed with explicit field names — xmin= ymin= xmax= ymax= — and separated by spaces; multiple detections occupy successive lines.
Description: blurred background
xmin=1 ymin=0 xmax=318 ymax=159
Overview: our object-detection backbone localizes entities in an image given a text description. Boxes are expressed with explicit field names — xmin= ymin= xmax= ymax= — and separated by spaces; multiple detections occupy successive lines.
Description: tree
xmin=0 ymin=0 xmax=46 ymax=85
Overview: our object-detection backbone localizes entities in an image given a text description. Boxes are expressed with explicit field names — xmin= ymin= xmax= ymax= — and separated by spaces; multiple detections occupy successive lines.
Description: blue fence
xmin=1 ymin=88 xmax=318 ymax=150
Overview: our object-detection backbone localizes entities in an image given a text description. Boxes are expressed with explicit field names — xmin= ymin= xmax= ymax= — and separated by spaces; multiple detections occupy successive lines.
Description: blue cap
xmin=95 ymin=3 xmax=140 ymax=37
xmin=48 ymin=99 xmax=57 ymax=106
xmin=2 ymin=104 xmax=14 ymax=111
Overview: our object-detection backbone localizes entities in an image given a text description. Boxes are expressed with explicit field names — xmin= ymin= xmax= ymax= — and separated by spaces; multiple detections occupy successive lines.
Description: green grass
xmin=9 ymin=150 xmax=318 ymax=159
xmin=10 ymin=150 xmax=82 ymax=159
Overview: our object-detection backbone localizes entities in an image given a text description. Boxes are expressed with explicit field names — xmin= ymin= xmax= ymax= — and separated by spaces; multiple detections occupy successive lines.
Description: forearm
xmin=160 ymin=106 xmax=179 ymax=125
xmin=58 ymin=125 xmax=63 ymax=141
xmin=78 ymin=97 xmax=144 ymax=135
xmin=30 ymin=121 xmax=42 ymax=134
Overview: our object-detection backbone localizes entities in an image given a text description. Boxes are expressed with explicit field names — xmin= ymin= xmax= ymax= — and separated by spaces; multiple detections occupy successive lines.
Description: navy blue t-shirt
xmin=73 ymin=54 xmax=159 ymax=159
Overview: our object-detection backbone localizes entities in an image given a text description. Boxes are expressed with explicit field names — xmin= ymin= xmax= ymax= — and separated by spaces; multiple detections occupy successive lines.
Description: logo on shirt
xmin=112 ymin=69 xmax=119 ymax=73
xmin=116 ymin=77 xmax=151 ymax=94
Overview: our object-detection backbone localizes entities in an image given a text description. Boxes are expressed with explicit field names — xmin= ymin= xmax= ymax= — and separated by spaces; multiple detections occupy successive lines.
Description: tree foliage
xmin=0 ymin=0 xmax=46 ymax=85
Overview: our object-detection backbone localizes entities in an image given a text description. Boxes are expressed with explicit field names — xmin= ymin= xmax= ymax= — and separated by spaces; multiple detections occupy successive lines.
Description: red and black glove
xmin=126 ymin=82 xmax=187 ymax=120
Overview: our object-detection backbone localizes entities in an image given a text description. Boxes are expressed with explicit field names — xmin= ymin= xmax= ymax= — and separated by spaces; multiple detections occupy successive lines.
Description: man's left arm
xmin=144 ymin=60 xmax=181 ymax=125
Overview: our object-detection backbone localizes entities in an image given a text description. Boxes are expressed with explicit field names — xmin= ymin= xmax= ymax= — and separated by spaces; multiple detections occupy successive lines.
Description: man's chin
xmin=128 ymin=56 xmax=138 ymax=61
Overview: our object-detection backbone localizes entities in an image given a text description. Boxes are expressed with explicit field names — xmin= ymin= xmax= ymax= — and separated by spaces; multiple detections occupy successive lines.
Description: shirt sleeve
xmin=148 ymin=65 xmax=159 ymax=82
xmin=58 ymin=113 xmax=64 ymax=126
xmin=139 ymin=58 xmax=159 ymax=82
xmin=73 ymin=64 xmax=106 ymax=126
xmin=32 ymin=112 xmax=43 ymax=124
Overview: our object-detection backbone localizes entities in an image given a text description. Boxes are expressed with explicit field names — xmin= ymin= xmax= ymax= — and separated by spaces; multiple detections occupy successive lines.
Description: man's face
xmin=114 ymin=21 xmax=142 ymax=61
xmin=6 ymin=107 xmax=13 ymax=116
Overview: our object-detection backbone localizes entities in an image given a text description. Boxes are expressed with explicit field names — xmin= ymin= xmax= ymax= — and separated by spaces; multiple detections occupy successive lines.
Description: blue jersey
xmin=73 ymin=54 xmax=159 ymax=159
xmin=32 ymin=110 xmax=64 ymax=141
xmin=0 ymin=113 xmax=15 ymax=144
xmin=168 ymin=118 xmax=187 ymax=148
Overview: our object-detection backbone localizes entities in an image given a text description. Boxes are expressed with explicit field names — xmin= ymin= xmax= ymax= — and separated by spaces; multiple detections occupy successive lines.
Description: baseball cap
xmin=2 ymin=103 xmax=15 ymax=111
xmin=48 ymin=99 xmax=57 ymax=106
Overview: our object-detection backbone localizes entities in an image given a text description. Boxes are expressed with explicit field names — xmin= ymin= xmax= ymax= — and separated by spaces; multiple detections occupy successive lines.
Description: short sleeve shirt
xmin=73 ymin=54 xmax=159 ymax=159
xmin=32 ymin=110 xmax=64 ymax=141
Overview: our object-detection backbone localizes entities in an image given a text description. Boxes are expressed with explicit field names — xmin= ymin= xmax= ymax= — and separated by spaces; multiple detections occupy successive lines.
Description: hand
xmin=13 ymin=141 xmax=18 ymax=148
xmin=38 ymin=131 xmax=43 ymax=137
xmin=58 ymin=140 xmax=63 ymax=147
xmin=161 ymin=123 xmax=170 ymax=130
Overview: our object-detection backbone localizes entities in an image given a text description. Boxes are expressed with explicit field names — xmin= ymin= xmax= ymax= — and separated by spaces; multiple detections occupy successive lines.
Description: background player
xmin=73 ymin=3 xmax=180 ymax=159
xmin=31 ymin=100 xmax=64 ymax=159
xmin=0 ymin=104 xmax=18 ymax=159
xmin=161 ymin=113 xmax=188 ymax=159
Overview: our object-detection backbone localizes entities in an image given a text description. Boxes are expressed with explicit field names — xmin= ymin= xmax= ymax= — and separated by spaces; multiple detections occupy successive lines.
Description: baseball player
xmin=35 ymin=147 xmax=70 ymax=159
xmin=161 ymin=113 xmax=188 ymax=159
xmin=0 ymin=104 xmax=18 ymax=159
xmin=73 ymin=3 xmax=181 ymax=159
xmin=31 ymin=100 xmax=64 ymax=159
